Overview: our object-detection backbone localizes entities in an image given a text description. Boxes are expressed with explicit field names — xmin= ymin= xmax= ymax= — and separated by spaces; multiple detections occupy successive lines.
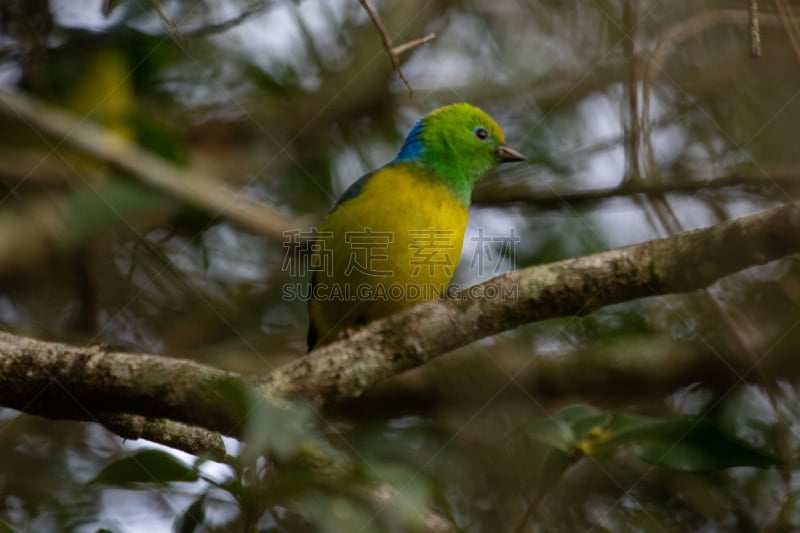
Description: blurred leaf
xmin=293 ymin=493 xmax=379 ymax=533
xmin=64 ymin=179 xmax=176 ymax=245
xmin=91 ymin=449 xmax=199 ymax=486
xmin=528 ymin=407 xmax=781 ymax=472
xmin=287 ymin=463 xmax=436 ymax=533
xmin=527 ymin=404 xmax=609 ymax=453
xmin=133 ymin=113 xmax=186 ymax=162
xmin=174 ymin=491 xmax=207 ymax=533
xmin=210 ymin=381 xmax=345 ymax=465
xmin=362 ymin=462 xmax=432 ymax=531
xmin=602 ymin=415 xmax=783 ymax=472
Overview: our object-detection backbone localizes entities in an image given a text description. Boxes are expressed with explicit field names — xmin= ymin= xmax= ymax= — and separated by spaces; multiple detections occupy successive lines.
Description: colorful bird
xmin=307 ymin=103 xmax=525 ymax=350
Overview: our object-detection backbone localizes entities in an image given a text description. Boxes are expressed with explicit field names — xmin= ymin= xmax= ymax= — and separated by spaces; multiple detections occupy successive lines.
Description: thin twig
xmin=644 ymin=8 xmax=800 ymax=164
xmin=750 ymin=0 xmax=762 ymax=58
xmin=392 ymin=32 xmax=436 ymax=56
xmin=623 ymin=0 xmax=643 ymax=183
xmin=471 ymin=172 xmax=800 ymax=207
xmin=150 ymin=0 xmax=183 ymax=42
xmin=776 ymin=0 xmax=800 ymax=62
xmin=181 ymin=3 xmax=271 ymax=38
xmin=359 ymin=0 xmax=435 ymax=97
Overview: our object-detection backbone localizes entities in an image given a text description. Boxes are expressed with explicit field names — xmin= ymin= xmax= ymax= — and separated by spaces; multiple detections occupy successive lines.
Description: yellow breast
xmin=308 ymin=164 xmax=469 ymax=347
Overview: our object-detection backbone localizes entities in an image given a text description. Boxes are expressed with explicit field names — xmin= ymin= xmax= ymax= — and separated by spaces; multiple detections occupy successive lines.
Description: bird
xmin=307 ymin=103 xmax=525 ymax=350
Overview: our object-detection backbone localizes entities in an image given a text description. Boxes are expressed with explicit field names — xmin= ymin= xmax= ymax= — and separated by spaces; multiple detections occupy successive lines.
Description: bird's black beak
xmin=496 ymin=145 xmax=526 ymax=163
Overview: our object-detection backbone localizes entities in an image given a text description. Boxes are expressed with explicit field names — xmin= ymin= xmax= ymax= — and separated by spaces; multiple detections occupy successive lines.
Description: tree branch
xmin=98 ymin=412 xmax=228 ymax=460
xmin=0 ymin=335 xmax=245 ymax=437
xmin=471 ymin=173 xmax=800 ymax=207
xmin=391 ymin=33 xmax=436 ymax=57
xmin=358 ymin=0 xmax=436 ymax=97
xmin=750 ymin=0 xmax=762 ymax=58
xmin=1 ymin=203 xmax=798 ymax=451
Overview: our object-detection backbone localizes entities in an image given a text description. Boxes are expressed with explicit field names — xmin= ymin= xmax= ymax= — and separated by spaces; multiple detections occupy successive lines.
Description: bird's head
xmin=394 ymin=103 xmax=525 ymax=204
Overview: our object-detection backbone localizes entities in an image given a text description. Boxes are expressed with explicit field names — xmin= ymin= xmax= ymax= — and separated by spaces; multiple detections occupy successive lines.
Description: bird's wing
xmin=306 ymin=269 xmax=319 ymax=352
xmin=307 ymin=168 xmax=379 ymax=351
xmin=330 ymin=168 xmax=379 ymax=210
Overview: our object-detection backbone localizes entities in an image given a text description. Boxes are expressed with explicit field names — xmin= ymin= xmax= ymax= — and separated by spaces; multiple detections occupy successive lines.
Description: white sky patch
xmin=573 ymin=92 xmax=626 ymax=188
xmin=650 ymin=124 xmax=688 ymax=167
xmin=587 ymin=203 xmax=662 ymax=247
xmin=203 ymin=224 xmax=271 ymax=283
xmin=81 ymin=437 xmax=240 ymax=532
xmin=0 ymin=296 xmax=20 ymax=326
xmin=206 ymin=0 xmax=353 ymax=89
xmin=212 ymin=4 xmax=303 ymax=72
xmin=458 ymin=209 xmax=527 ymax=286
xmin=331 ymin=146 xmax=370 ymax=198
xmin=50 ymin=0 xmax=125 ymax=30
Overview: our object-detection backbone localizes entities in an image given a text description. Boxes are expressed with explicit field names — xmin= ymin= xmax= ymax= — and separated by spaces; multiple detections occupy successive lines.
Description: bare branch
xmin=179 ymin=3 xmax=272 ymax=38
xmin=359 ymin=0 xmax=436 ymax=97
xmin=471 ymin=173 xmax=800 ymax=207
xmin=750 ymin=0 xmax=762 ymax=58
xmin=149 ymin=0 xmax=182 ymax=42
xmin=776 ymin=0 xmax=800 ymax=62
xmin=644 ymin=8 xmax=800 ymax=138
xmin=98 ymin=413 xmax=228 ymax=460
xmin=392 ymin=32 xmax=436 ymax=57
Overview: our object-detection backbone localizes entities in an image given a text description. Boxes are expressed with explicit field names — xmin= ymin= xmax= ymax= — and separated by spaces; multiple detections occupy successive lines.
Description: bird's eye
xmin=474 ymin=126 xmax=489 ymax=142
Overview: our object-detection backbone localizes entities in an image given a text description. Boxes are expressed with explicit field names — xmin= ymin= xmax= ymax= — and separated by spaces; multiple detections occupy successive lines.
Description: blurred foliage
xmin=1 ymin=0 xmax=800 ymax=531
xmin=94 ymin=384 xmax=435 ymax=533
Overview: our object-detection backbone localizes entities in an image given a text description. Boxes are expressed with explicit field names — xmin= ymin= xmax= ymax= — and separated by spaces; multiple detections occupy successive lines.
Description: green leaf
xmin=526 ymin=407 xmax=782 ymax=472
xmin=527 ymin=404 xmax=608 ymax=453
xmin=293 ymin=493 xmax=379 ymax=533
xmin=211 ymin=381 xmax=346 ymax=465
xmin=91 ymin=449 xmax=199 ymax=486
xmin=628 ymin=418 xmax=782 ymax=472
xmin=65 ymin=179 xmax=175 ymax=246
xmin=175 ymin=491 xmax=207 ymax=533
xmin=363 ymin=462 xmax=432 ymax=531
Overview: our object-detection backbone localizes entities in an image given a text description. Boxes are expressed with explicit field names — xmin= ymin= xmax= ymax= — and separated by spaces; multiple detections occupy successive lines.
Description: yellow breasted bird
xmin=307 ymin=103 xmax=525 ymax=350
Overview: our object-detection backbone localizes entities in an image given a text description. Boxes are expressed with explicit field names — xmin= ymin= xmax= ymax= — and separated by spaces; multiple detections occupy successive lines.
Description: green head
xmin=394 ymin=103 xmax=525 ymax=205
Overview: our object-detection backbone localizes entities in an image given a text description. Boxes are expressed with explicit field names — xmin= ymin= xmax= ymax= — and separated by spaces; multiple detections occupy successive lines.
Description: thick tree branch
xmin=0 ymin=203 xmax=798 ymax=451
xmin=0 ymin=336 xmax=245 ymax=438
